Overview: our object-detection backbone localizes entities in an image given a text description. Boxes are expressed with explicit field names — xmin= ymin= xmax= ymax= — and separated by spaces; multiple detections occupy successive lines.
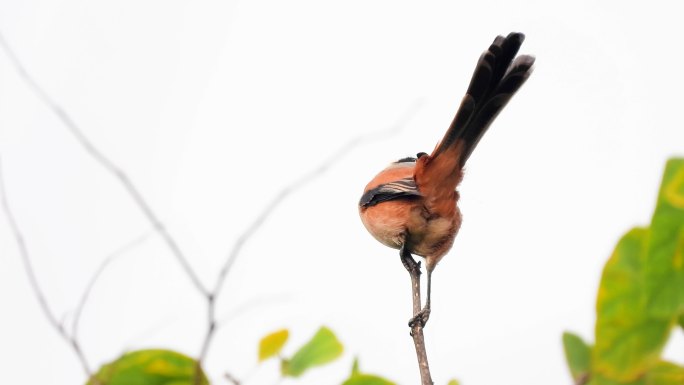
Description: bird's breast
xmin=359 ymin=196 xmax=461 ymax=259
xmin=359 ymin=199 xmax=421 ymax=250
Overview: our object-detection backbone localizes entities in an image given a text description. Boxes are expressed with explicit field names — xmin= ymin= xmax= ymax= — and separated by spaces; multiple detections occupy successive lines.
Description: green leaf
xmin=258 ymin=329 xmax=289 ymax=362
xmin=647 ymin=361 xmax=684 ymax=385
xmin=446 ymin=380 xmax=461 ymax=385
xmin=341 ymin=374 xmax=396 ymax=385
xmin=281 ymin=326 xmax=343 ymax=377
xmin=590 ymin=373 xmax=645 ymax=385
xmin=679 ymin=314 xmax=684 ymax=329
xmin=351 ymin=357 xmax=360 ymax=376
xmin=86 ymin=349 xmax=208 ymax=385
xmin=562 ymin=331 xmax=591 ymax=382
xmin=593 ymin=228 xmax=673 ymax=382
xmin=341 ymin=357 xmax=396 ymax=385
xmin=644 ymin=158 xmax=684 ymax=318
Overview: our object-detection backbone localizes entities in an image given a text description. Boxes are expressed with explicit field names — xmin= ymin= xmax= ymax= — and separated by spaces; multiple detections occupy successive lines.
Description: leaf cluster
xmin=564 ymin=158 xmax=684 ymax=385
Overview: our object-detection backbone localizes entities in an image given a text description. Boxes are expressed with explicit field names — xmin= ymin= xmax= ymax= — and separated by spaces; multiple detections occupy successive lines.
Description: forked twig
xmin=0 ymin=159 xmax=93 ymax=378
xmin=0 ymin=30 xmax=208 ymax=297
xmin=0 ymin=25 xmax=424 ymax=383
xmin=71 ymin=230 xmax=154 ymax=339
xmin=196 ymin=101 xmax=424 ymax=365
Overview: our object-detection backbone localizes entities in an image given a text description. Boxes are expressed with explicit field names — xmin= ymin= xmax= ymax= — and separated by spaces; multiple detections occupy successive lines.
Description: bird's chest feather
xmin=359 ymin=196 xmax=460 ymax=258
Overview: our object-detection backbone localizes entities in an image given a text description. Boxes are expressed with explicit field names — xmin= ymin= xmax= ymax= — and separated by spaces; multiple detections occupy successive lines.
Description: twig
xmin=0 ymin=158 xmax=93 ymax=378
xmin=216 ymin=293 xmax=294 ymax=327
xmin=400 ymin=249 xmax=433 ymax=385
xmin=575 ymin=373 xmax=589 ymax=385
xmin=71 ymin=230 xmax=154 ymax=339
xmin=0 ymin=24 xmax=425 ymax=382
xmin=0 ymin=29 xmax=209 ymax=297
xmin=196 ymin=101 xmax=424 ymax=366
xmin=224 ymin=372 xmax=241 ymax=385
xmin=212 ymin=100 xmax=423 ymax=299
xmin=122 ymin=313 xmax=180 ymax=350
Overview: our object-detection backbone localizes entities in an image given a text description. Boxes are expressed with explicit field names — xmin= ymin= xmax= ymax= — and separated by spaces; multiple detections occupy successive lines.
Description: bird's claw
xmin=400 ymin=246 xmax=421 ymax=274
xmin=408 ymin=308 xmax=431 ymax=328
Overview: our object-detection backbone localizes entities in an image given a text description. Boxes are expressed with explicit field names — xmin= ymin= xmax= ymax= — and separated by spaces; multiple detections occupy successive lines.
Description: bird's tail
xmin=416 ymin=32 xmax=534 ymax=194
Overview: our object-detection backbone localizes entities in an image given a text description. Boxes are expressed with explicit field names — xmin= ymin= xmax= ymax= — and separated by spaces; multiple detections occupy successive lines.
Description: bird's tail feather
xmin=431 ymin=32 xmax=535 ymax=167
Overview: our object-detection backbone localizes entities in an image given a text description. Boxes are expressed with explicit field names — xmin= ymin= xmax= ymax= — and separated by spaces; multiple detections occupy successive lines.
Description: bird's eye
xmin=416 ymin=152 xmax=428 ymax=158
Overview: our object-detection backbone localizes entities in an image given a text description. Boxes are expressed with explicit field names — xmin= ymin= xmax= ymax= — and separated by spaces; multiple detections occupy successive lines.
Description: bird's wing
xmin=359 ymin=177 xmax=422 ymax=207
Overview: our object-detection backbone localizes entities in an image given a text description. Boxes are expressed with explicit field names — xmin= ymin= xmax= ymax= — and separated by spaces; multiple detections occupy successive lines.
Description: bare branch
xmin=410 ymin=309 xmax=432 ymax=385
xmin=575 ymin=373 xmax=589 ymax=385
xmin=121 ymin=313 xmax=181 ymax=350
xmin=0 ymin=159 xmax=62 ymax=335
xmin=400 ymin=250 xmax=433 ymax=385
xmin=216 ymin=293 xmax=294 ymax=327
xmin=213 ymin=100 xmax=423 ymax=299
xmin=72 ymin=230 xmax=155 ymax=339
xmin=1 ymin=25 xmax=425 ymax=381
xmin=224 ymin=372 xmax=241 ymax=385
xmin=0 ymin=29 xmax=209 ymax=297
xmin=0 ymin=157 xmax=93 ymax=377
xmin=196 ymin=101 xmax=424 ymax=365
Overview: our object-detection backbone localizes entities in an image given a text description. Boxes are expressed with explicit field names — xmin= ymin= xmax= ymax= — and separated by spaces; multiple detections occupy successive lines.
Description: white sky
xmin=1 ymin=1 xmax=683 ymax=384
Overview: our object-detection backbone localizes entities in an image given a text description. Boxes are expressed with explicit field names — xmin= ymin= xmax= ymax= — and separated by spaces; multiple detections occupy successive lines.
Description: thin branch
xmin=1 ymin=25 xmax=426 ymax=382
xmin=224 ymin=372 xmax=241 ymax=385
xmin=410 ymin=311 xmax=432 ymax=385
xmin=71 ymin=230 xmax=155 ymax=339
xmin=0 ymin=158 xmax=93 ymax=377
xmin=575 ymin=373 xmax=589 ymax=385
xmin=216 ymin=293 xmax=294 ymax=327
xmin=196 ymin=101 xmax=424 ymax=365
xmin=0 ymin=158 xmax=61 ymax=332
xmin=401 ymin=250 xmax=433 ymax=385
xmin=122 ymin=313 xmax=181 ymax=350
xmin=0 ymin=30 xmax=209 ymax=297
xmin=212 ymin=100 xmax=423 ymax=299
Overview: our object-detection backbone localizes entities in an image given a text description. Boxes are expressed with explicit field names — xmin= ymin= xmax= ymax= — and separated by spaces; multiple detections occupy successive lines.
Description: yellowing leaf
xmin=593 ymin=228 xmax=673 ymax=382
xmin=446 ymin=380 xmax=461 ymax=385
xmin=281 ymin=326 xmax=343 ymax=377
xmin=647 ymin=361 xmax=684 ymax=385
xmin=590 ymin=373 xmax=645 ymax=385
xmin=258 ymin=329 xmax=289 ymax=362
xmin=86 ymin=349 xmax=208 ymax=385
xmin=644 ymin=158 xmax=684 ymax=318
xmin=562 ymin=332 xmax=591 ymax=382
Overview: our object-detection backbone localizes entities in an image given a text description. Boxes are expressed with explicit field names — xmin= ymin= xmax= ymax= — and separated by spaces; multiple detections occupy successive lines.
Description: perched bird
xmin=358 ymin=32 xmax=534 ymax=325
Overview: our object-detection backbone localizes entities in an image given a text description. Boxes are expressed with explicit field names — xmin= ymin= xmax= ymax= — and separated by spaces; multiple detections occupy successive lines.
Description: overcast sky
xmin=1 ymin=1 xmax=683 ymax=384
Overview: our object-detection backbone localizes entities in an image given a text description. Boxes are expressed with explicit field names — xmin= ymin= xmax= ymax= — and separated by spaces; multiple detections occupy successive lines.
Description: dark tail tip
xmin=433 ymin=32 xmax=534 ymax=165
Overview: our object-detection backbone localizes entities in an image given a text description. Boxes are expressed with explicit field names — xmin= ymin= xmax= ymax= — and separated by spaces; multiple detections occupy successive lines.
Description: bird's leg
xmin=400 ymin=244 xmax=431 ymax=328
xmin=400 ymin=244 xmax=423 ymax=323
xmin=409 ymin=269 xmax=432 ymax=328
xmin=400 ymin=243 xmax=421 ymax=276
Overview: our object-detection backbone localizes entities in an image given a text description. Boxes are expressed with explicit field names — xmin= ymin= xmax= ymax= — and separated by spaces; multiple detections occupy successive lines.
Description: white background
xmin=1 ymin=0 xmax=683 ymax=384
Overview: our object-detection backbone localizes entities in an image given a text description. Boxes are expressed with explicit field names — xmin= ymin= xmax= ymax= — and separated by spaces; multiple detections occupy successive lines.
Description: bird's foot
xmin=400 ymin=244 xmax=421 ymax=275
xmin=408 ymin=307 xmax=431 ymax=329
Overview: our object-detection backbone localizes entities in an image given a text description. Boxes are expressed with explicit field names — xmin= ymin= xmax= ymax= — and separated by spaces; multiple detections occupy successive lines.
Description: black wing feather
xmin=359 ymin=178 xmax=422 ymax=207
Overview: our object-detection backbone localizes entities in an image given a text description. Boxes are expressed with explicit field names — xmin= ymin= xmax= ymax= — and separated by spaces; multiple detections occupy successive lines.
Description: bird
xmin=358 ymin=32 xmax=534 ymax=327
